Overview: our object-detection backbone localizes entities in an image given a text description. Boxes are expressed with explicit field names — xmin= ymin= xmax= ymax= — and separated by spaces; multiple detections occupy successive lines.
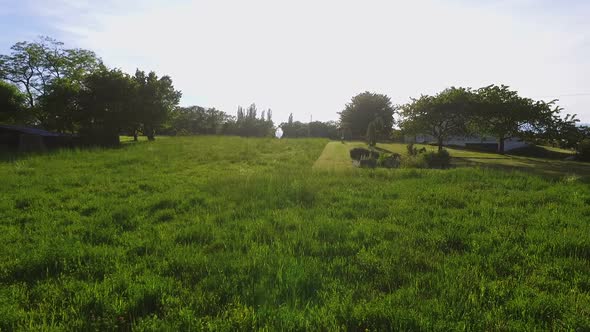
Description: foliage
xmin=350 ymin=147 xmax=379 ymax=160
xmin=0 ymin=36 xmax=100 ymax=110
xmin=133 ymin=70 xmax=182 ymax=140
xmin=406 ymin=143 xmax=426 ymax=156
xmin=473 ymin=85 xmax=560 ymax=154
xmin=223 ymin=104 xmax=274 ymax=137
xmin=400 ymin=87 xmax=477 ymax=151
xmin=167 ymin=106 xmax=231 ymax=135
xmin=366 ymin=121 xmax=377 ymax=146
xmin=422 ymin=149 xmax=451 ymax=169
xmin=0 ymin=81 xmax=27 ymax=124
xmin=37 ymin=78 xmax=81 ymax=133
xmin=578 ymin=139 xmax=590 ymax=161
xmin=1 ymin=137 xmax=590 ymax=330
xmin=339 ymin=91 xmax=396 ymax=139
xmin=280 ymin=120 xmax=340 ymax=139
xmin=377 ymin=153 xmax=401 ymax=168
xmin=76 ymin=67 xmax=137 ymax=141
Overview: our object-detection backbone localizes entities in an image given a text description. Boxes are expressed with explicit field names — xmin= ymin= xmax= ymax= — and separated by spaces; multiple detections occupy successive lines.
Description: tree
xmin=339 ymin=92 xmax=396 ymax=139
xmin=133 ymin=70 xmax=181 ymax=140
xmin=77 ymin=67 xmax=138 ymax=143
xmin=474 ymin=85 xmax=558 ymax=154
xmin=37 ymin=78 xmax=81 ymax=133
xmin=0 ymin=36 xmax=100 ymax=111
xmin=169 ymin=106 xmax=231 ymax=135
xmin=400 ymin=87 xmax=476 ymax=151
xmin=366 ymin=121 xmax=377 ymax=146
xmin=0 ymin=81 xmax=27 ymax=124
xmin=288 ymin=113 xmax=293 ymax=125
xmin=280 ymin=120 xmax=339 ymax=139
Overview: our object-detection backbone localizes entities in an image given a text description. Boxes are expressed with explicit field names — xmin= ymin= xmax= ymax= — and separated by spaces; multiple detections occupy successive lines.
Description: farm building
xmin=0 ymin=125 xmax=78 ymax=152
xmin=405 ymin=134 xmax=528 ymax=152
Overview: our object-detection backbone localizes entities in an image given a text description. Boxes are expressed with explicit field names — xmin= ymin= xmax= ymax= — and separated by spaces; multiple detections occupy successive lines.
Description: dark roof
xmin=0 ymin=124 xmax=70 ymax=137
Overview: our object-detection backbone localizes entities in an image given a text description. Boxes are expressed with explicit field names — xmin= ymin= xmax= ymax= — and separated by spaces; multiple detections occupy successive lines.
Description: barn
xmin=0 ymin=125 xmax=78 ymax=152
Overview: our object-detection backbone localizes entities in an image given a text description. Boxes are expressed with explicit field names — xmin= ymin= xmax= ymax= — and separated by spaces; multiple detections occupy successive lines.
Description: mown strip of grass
xmin=1 ymin=137 xmax=589 ymax=330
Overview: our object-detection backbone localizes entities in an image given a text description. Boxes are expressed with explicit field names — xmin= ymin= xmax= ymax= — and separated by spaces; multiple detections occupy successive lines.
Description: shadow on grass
xmin=453 ymin=156 xmax=590 ymax=181
xmin=373 ymin=146 xmax=394 ymax=154
xmin=0 ymin=139 xmax=149 ymax=163
xmin=506 ymin=145 xmax=574 ymax=160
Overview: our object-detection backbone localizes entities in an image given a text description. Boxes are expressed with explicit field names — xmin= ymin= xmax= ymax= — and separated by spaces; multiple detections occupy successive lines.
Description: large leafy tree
xmin=37 ymin=78 xmax=82 ymax=133
xmin=133 ymin=70 xmax=181 ymax=140
xmin=77 ymin=67 xmax=138 ymax=139
xmin=400 ymin=87 xmax=477 ymax=151
xmin=339 ymin=92 xmax=396 ymax=139
xmin=0 ymin=36 xmax=100 ymax=111
xmin=474 ymin=85 xmax=560 ymax=154
xmin=0 ymin=81 xmax=27 ymax=124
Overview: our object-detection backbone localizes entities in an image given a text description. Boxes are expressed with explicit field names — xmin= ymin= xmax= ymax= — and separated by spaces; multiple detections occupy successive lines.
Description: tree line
xmin=339 ymin=88 xmax=589 ymax=154
xmin=2 ymin=37 xmax=588 ymax=152
xmin=0 ymin=37 xmax=181 ymax=143
xmin=0 ymin=37 xmax=342 ymax=142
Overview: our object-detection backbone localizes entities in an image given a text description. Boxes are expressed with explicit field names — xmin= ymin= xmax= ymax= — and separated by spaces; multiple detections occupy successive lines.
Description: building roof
xmin=0 ymin=124 xmax=71 ymax=137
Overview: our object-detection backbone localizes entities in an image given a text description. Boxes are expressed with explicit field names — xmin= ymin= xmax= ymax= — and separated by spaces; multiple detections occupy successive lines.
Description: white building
xmin=405 ymin=134 xmax=529 ymax=152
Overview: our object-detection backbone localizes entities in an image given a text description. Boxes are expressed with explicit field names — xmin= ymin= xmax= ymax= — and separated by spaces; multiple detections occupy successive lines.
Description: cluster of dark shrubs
xmin=350 ymin=147 xmax=401 ymax=168
xmin=422 ymin=150 xmax=451 ymax=168
xmin=350 ymin=144 xmax=451 ymax=169
xmin=350 ymin=148 xmax=379 ymax=160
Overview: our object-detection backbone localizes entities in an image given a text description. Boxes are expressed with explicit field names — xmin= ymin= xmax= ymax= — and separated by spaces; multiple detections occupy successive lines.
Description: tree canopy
xmin=0 ymin=81 xmax=27 ymax=124
xmin=400 ymin=84 xmax=578 ymax=154
xmin=0 ymin=36 xmax=100 ymax=110
xmin=400 ymin=87 xmax=477 ymax=151
xmin=339 ymin=92 xmax=396 ymax=139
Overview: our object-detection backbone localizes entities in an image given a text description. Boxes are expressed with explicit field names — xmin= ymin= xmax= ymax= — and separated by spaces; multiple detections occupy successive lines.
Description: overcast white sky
xmin=2 ymin=0 xmax=590 ymax=123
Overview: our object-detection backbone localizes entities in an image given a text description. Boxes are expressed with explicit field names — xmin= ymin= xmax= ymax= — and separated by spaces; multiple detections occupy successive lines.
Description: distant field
xmin=314 ymin=141 xmax=590 ymax=178
xmin=1 ymin=137 xmax=589 ymax=330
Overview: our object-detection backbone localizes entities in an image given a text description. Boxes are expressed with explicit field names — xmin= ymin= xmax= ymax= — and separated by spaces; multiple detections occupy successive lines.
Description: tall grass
xmin=0 ymin=136 xmax=589 ymax=330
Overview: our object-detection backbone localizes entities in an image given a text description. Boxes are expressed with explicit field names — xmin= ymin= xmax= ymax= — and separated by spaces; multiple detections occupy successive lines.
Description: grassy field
xmin=1 ymin=137 xmax=590 ymax=330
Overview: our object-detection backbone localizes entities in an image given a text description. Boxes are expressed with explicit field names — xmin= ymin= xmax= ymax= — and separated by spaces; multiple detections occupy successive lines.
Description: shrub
xmin=377 ymin=153 xmax=401 ymax=168
xmin=407 ymin=143 xmax=426 ymax=156
xmin=422 ymin=150 xmax=451 ymax=169
xmin=350 ymin=148 xmax=379 ymax=161
xmin=577 ymin=139 xmax=590 ymax=161
xmin=358 ymin=156 xmax=377 ymax=168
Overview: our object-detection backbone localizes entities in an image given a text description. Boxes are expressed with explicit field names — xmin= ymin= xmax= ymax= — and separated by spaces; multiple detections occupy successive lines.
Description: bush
xmin=422 ymin=150 xmax=451 ymax=169
xmin=377 ymin=153 xmax=401 ymax=168
xmin=407 ymin=143 xmax=426 ymax=156
xmin=350 ymin=148 xmax=379 ymax=161
xmin=578 ymin=139 xmax=590 ymax=161
xmin=359 ymin=157 xmax=377 ymax=168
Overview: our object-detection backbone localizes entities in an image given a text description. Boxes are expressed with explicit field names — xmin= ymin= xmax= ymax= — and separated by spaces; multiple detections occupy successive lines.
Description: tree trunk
xmin=437 ymin=137 xmax=444 ymax=152
xmin=498 ymin=137 xmax=505 ymax=154
xmin=146 ymin=127 xmax=155 ymax=141
xmin=133 ymin=130 xmax=138 ymax=142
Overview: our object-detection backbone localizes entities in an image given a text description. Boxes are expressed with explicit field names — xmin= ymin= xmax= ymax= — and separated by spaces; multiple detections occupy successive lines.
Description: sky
xmin=1 ymin=0 xmax=590 ymax=124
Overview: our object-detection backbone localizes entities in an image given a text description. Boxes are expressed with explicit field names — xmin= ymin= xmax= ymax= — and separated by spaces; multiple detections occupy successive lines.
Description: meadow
xmin=1 ymin=136 xmax=590 ymax=331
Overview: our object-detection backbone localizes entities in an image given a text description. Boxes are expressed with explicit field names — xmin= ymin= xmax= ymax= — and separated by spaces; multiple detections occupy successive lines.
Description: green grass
xmin=1 ymin=137 xmax=590 ymax=330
